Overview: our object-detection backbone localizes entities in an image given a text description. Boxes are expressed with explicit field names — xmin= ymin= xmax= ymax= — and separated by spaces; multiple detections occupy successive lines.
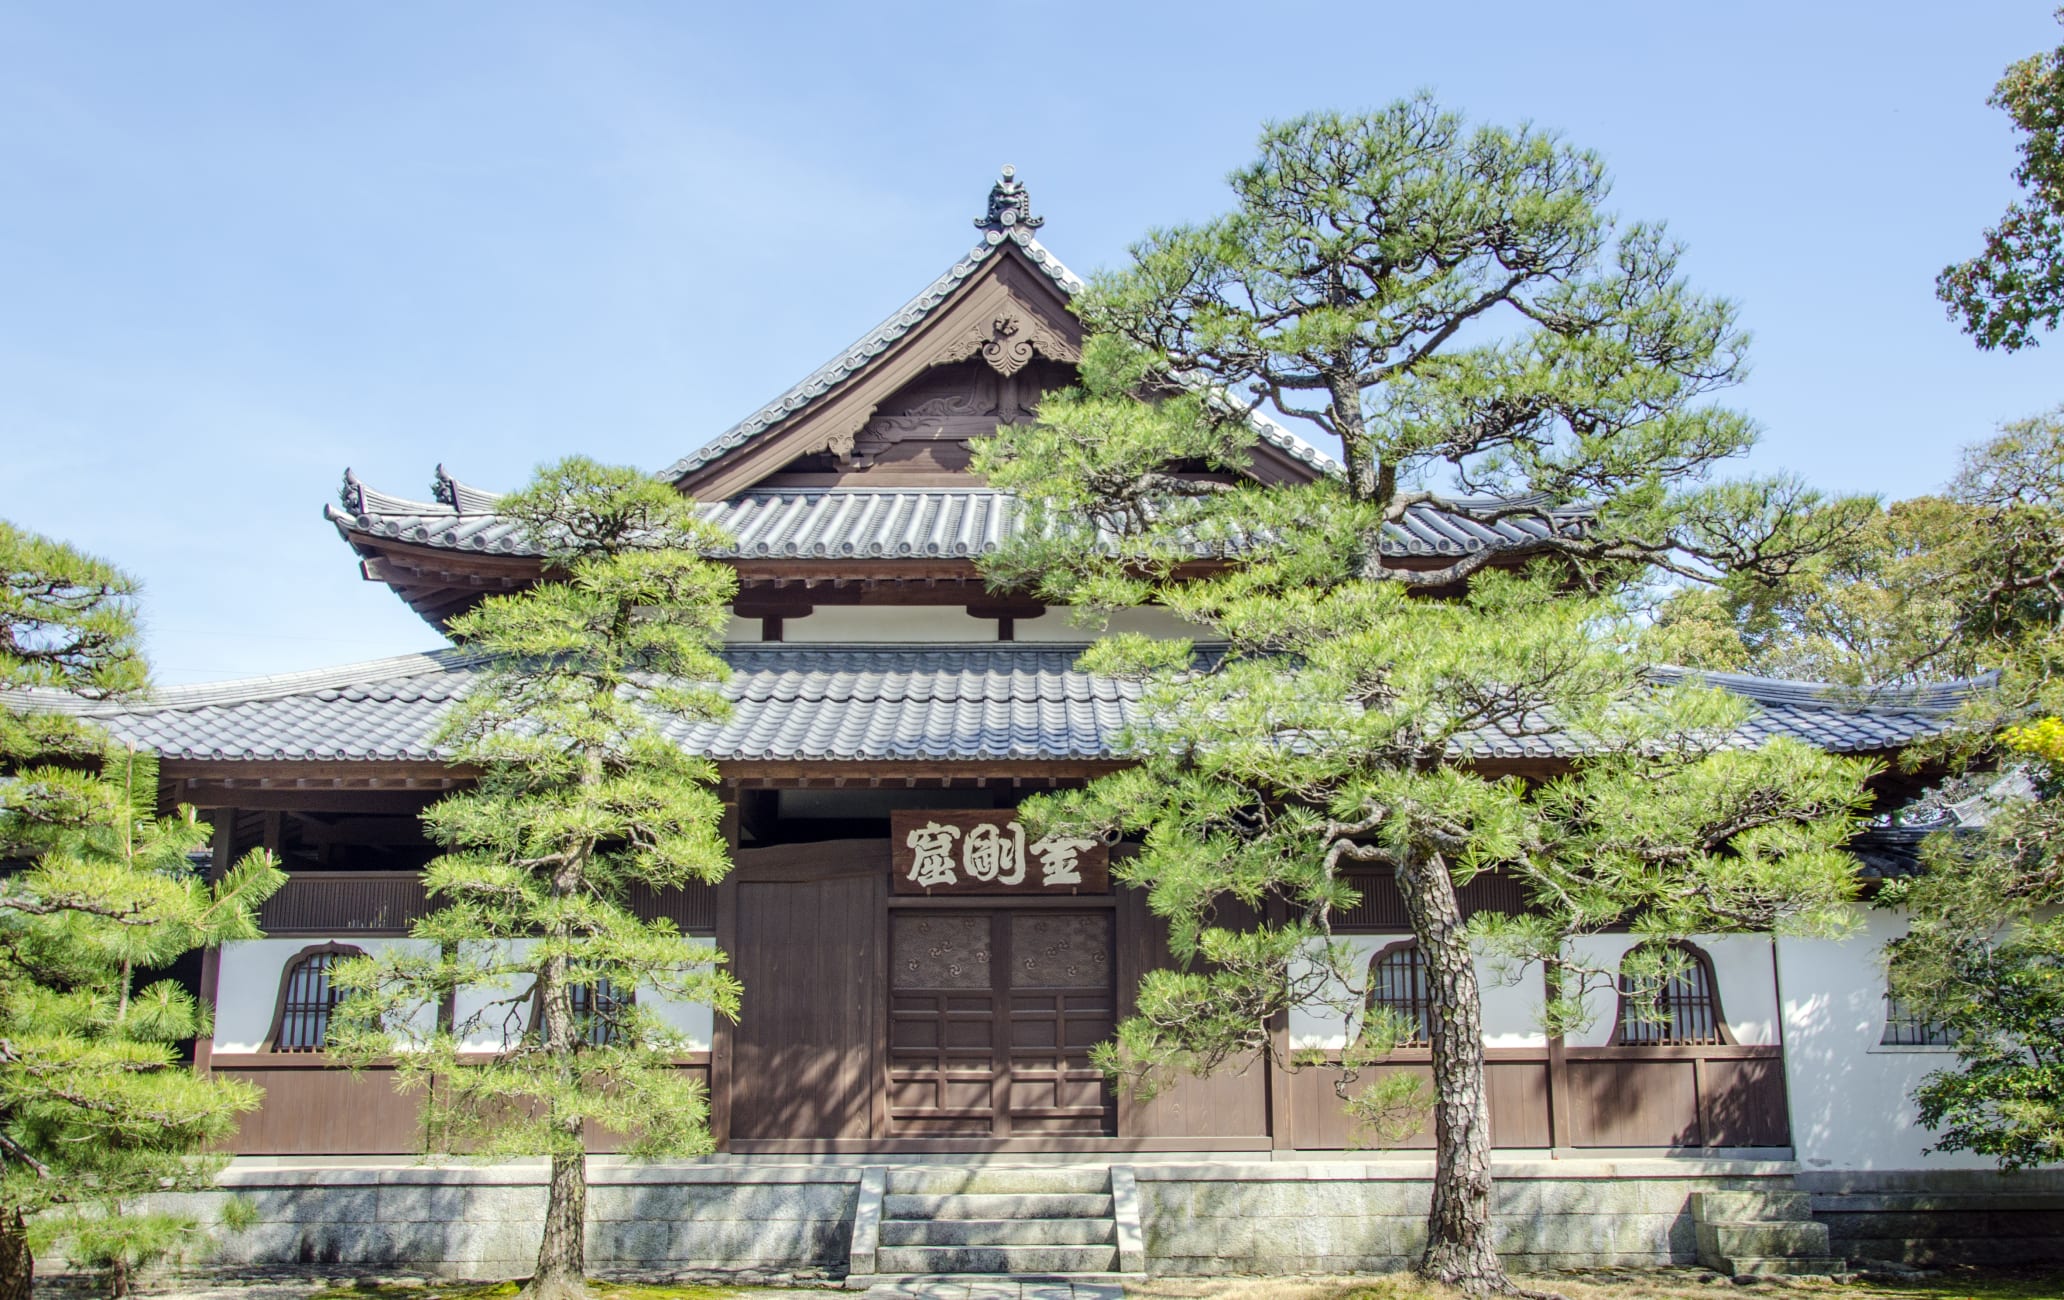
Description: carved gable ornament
xmin=941 ymin=312 xmax=1079 ymax=378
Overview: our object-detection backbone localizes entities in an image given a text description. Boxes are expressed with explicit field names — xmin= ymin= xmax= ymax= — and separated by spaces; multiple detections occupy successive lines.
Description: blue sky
xmin=3 ymin=3 xmax=2062 ymax=684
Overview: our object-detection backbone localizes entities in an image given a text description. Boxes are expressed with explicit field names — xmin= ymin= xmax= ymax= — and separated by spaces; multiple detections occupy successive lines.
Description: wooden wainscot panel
xmin=214 ymin=1064 xmax=424 ymax=1155
xmin=1699 ymin=1053 xmax=1791 ymax=1147
xmin=1565 ymin=1056 xmax=1701 ymax=1147
xmin=891 ymin=810 xmax=1108 ymax=896
xmin=1288 ymin=1053 xmax=1552 ymax=1151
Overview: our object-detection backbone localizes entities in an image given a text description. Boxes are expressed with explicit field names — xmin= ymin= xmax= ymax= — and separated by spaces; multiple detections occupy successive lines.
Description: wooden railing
xmin=256 ymin=872 xmax=717 ymax=935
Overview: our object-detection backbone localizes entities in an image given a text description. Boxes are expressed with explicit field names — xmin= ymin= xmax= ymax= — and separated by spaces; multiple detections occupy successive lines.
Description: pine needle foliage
xmin=327 ymin=460 xmax=740 ymax=1300
xmin=973 ymin=101 xmax=1875 ymax=1296
xmin=0 ymin=522 xmax=284 ymax=1300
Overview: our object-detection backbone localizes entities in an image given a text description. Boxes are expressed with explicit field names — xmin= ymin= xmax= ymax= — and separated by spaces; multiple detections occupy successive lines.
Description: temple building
xmin=40 ymin=171 xmax=2055 ymax=1279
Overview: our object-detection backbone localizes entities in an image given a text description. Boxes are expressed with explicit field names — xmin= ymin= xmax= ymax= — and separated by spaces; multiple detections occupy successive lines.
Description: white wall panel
xmin=1779 ymin=911 xmax=1993 ymax=1170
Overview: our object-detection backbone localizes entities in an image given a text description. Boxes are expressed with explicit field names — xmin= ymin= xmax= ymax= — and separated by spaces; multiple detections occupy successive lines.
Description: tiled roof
xmin=330 ymin=484 xmax=1587 ymax=563
xmin=14 ymin=647 xmax=1974 ymax=766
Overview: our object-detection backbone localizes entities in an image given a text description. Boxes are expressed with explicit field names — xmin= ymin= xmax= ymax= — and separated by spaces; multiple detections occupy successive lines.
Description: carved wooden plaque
xmin=890 ymin=810 xmax=1110 ymax=896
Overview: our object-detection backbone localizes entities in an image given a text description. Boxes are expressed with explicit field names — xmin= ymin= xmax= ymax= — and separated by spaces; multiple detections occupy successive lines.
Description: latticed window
xmin=568 ymin=978 xmax=631 ymax=1047
xmin=1610 ymin=943 xmax=1732 ymax=1047
xmin=268 ymin=945 xmax=364 ymax=1052
xmin=1880 ymin=991 xmax=1953 ymax=1046
xmin=1363 ymin=941 xmax=1431 ymax=1046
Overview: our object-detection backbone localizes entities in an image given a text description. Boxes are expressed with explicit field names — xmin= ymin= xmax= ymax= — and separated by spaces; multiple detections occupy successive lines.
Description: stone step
xmin=1714 ymin=1255 xmax=1849 ymax=1277
xmin=1690 ymin=1190 xmax=1816 ymax=1222
xmin=874 ymin=1245 xmax=1123 ymax=1276
xmin=885 ymin=1193 xmax=1114 ymax=1222
xmin=886 ymin=1167 xmax=1112 ymax=1197
xmin=1697 ymin=1220 xmax=1834 ymax=1259
xmin=881 ymin=1218 xmax=1116 ymax=1248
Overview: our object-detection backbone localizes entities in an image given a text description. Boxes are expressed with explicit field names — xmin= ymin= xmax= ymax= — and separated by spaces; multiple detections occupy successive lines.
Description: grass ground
xmin=291 ymin=1270 xmax=2064 ymax=1300
xmin=1130 ymin=1272 xmax=2064 ymax=1300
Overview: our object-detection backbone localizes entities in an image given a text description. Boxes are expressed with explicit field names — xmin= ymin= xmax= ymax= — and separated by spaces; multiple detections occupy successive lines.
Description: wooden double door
xmin=887 ymin=908 xmax=1116 ymax=1137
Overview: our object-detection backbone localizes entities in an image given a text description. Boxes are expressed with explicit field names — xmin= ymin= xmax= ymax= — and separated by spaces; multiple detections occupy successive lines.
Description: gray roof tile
xmin=14 ymin=647 xmax=1976 ymax=767
xmin=331 ymin=484 xmax=1586 ymax=562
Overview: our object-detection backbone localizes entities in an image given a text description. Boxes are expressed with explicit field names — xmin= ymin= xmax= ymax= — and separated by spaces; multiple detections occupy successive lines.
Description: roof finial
xmin=432 ymin=464 xmax=458 ymax=508
xmin=976 ymin=164 xmax=1043 ymax=236
xmin=339 ymin=468 xmax=365 ymax=516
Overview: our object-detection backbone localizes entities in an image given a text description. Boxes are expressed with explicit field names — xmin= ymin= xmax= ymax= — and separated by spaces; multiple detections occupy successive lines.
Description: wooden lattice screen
xmin=569 ymin=978 xmax=630 ymax=1047
xmin=1612 ymin=945 xmax=1730 ymax=1046
xmin=1363 ymin=941 xmax=1432 ymax=1045
xmin=1880 ymin=991 xmax=1953 ymax=1046
xmin=270 ymin=946 xmax=362 ymax=1051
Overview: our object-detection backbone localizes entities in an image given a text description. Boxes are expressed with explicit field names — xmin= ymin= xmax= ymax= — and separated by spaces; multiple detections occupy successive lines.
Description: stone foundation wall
xmin=1135 ymin=1160 xmax=1798 ymax=1275
xmin=149 ymin=1163 xmax=859 ymax=1281
xmin=1798 ymin=1169 xmax=2064 ymax=1268
xmin=129 ymin=1158 xmax=2064 ymax=1281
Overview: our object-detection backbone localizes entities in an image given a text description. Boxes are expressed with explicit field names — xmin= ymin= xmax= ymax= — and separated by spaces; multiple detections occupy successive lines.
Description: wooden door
xmin=730 ymin=873 xmax=880 ymax=1140
xmin=888 ymin=909 xmax=1115 ymax=1138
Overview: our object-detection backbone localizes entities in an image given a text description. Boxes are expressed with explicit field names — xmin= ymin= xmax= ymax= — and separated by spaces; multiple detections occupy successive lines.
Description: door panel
xmin=888 ymin=909 xmax=1115 ymax=1137
xmin=731 ymin=873 xmax=879 ymax=1140
xmin=1005 ymin=914 xmax=1114 ymax=1135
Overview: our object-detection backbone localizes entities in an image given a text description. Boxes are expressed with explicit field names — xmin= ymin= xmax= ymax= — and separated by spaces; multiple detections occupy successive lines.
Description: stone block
xmin=241 ymin=1186 xmax=381 ymax=1224
xmin=211 ymin=1221 xmax=402 ymax=1269
xmin=1528 ymin=1178 xmax=1694 ymax=1216
xmin=385 ymin=1218 xmax=542 ymax=1267
xmin=374 ymin=1184 xmax=546 ymax=1224
xmin=1146 ymin=1212 xmax=1257 ymax=1259
xmin=587 ymin=1218 xmax=672 ymax=1263
xmin=670 ymin=1215 xmax=849 ymax=1266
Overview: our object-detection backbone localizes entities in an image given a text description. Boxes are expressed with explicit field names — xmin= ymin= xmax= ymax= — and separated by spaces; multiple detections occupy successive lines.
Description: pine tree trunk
xmin=1395 ymin=853 xmax=1517 ymax=1296
xmin=523 ymin=1150 xmax=588 ymax=1300
xmin=0 ymin=1208 xmax=32 ymax=1300
xmin=521 ymin=946 xmax=591 ymax=1300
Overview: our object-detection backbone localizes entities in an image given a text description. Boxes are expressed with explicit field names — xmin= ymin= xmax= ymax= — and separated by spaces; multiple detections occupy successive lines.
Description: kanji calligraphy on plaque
xmin=889 ymin=810 xmax=1110 ymax=895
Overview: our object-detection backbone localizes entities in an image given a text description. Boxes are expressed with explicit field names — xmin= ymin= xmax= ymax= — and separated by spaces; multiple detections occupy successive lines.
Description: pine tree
xmin=328 ymin=459 xmax=740 ymax=1300
xmin=973 ymin=102 xmax=1875 ymax=1296
xmin=0 ymin=521 xmax=284 ymax=1300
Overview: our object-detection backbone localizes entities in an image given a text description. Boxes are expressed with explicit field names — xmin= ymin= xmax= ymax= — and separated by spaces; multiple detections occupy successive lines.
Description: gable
xmin=671 ymin=235 xmax=1086 ymax=500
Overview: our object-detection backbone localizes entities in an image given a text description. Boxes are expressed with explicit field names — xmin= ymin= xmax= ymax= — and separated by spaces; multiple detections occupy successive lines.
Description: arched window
xmin=1609 ymin=942 xmax=1733 ymax=1047
xmin=266 ymin=943 xmax=366 ymax=1052
xmin=1880 ymin=989 xmax=1952 ymax=1046
xmin=1363 ymin=940 xmax=1431 ymax=1046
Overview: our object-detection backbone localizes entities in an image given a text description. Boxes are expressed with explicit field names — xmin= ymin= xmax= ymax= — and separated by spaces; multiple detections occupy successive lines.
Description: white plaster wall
xmin=723 ymin=615 xmax=762 ymax=643
xmin=1559 ymin=934 xmax=1778 ymax=1048
xmin=450 ymin=938 xmax=537 ymax=1052
xmin=1561 ymin=934 xmax=1628 ymax=1048
xmin=1013 ymin=606 xmax=1201 ymax=642
xmin=215 ymin=938 xmax=714 ymax=1054
xmin=1778 ymin=910 xmax=1994 ymax=1171
xmin=1286 ymin=935 xmax=1547 ymax=1050
xmin=213 ymin=938 xmax=432 ymax=1053
xmin=645 ymin=990 xmax=714 ymax=1050
xmin=780 ymin=605 xmax=995 ymax=643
